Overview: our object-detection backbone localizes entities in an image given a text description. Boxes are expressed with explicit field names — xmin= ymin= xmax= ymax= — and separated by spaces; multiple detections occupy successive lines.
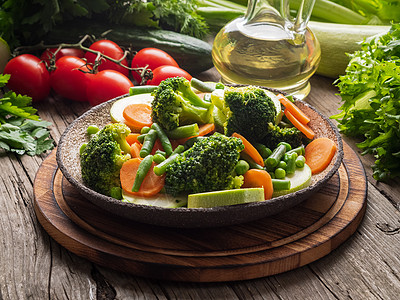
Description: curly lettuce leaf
xmin=332 ymin=23 xmax=400 ymax=181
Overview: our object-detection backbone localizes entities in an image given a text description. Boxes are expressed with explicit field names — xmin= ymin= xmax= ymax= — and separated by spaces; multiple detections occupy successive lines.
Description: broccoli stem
xmin=167 ymin=123 xmax=199 ymax=139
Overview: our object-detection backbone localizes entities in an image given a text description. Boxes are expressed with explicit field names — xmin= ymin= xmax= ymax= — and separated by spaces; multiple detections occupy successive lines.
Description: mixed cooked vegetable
xmin=79 ymin=77 xmax=338 ymax=208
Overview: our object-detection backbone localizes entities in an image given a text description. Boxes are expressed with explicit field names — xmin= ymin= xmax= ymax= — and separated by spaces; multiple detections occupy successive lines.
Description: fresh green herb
xmin=0 ymin=74 xmax=54 ymax=155
xmin=332 ymin=23 xmax=400 ymax=181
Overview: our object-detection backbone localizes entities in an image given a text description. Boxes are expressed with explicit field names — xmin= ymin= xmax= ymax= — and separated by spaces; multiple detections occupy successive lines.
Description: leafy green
xmin=332 ymin=23 xmax=400 ymax=181
xmin=0 ymin=74 xmax=54 ymax=156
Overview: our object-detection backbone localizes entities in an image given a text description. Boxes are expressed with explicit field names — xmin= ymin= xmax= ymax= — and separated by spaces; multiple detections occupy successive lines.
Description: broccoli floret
xmin=80 ymin=123 xmax=131 ymax=197
xmin=164 ymin=132 xmax=245 ymax=195
xmin=212 ymin=86 xmax=302 ymax=149
xmin=264 ymin=123 xmax=303 ymax=150
xmin=151 ymin=77 xmax=214 ymax=131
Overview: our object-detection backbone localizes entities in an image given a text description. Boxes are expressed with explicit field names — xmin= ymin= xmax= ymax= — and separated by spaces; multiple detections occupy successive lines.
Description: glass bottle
xmin=211 ymin=0 xmax=321 ymax=99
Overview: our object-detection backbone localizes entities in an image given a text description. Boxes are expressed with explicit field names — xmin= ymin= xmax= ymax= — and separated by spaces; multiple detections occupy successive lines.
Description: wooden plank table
xmin=1 ymin=68 xmax=400 ymax=299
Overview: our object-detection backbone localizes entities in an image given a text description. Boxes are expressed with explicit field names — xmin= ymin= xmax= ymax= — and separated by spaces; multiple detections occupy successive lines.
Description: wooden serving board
xmin=33 ymin=142 xmax=367 ymax=282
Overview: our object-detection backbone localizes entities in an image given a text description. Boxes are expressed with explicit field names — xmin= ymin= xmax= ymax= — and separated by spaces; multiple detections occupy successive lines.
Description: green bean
xmin=141 ymin=126 xmax=151 ymax=134
xmin=153 ymin=153 xmax=166 ymax=164
xmin=241 ymin=152 xmax=264 ymax=170
xmin=132 ymin=155 xmax=153 ymax=192
xmin=255 ymin=143 xmax=272 ymax=158
xmin=110 ymin=187 xmax=122 ymax=200
xmin=274 ymin=167 xmax=286 ymax=179
xmin=79 ymin=143 xmax=87 ymax=155
xmin=87 ymin=125 xmax=99 ymax=135
xmin=137 ymin=133 xmax=146 ymax=143
xmin=272 ymin=179 xmax=291 ymax=191
xmin=190 ymin=78 xmax=215 ymax=93
xmin=287 ymin=145 xmax=305 ymax=156
xmin=155 ymin=149 xmax=166 ymax=156
xmin=153 ymin=145 xmax=185 ymax=176
xmin=295 ymin=155 xmax=306 ymax=168
xmin=268 ymin=172 xmax=276 ymax=179
xmin=166 ymin=123 xmax=199 ymax=139
xmin=139 ymin=129 xmax=157 ymax=158
xmin=265 ymin=144 xmax=287 ymax=169
xmin=129 ymin=85 xmax=157 ymax=95
xmin=235 ymin=160 xmax=250 ymax=175
xmin=285 ymin=152 xmax=298 ymax=175
xmin=151 ymin=123 xmax=173 ymax=156
xmin=172 ymin=144 xmax=185 ymax=155
xmin=277 ymin=142 xmax=292 ymax=151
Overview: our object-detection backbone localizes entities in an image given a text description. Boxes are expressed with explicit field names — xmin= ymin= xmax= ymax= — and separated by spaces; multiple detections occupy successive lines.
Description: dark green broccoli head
xmin=151 ymin=77 xmax=214 ymax=131
xmin=80 ymin=123 xmax=131 ymax=197
xmin=164 ymin=132 xmax=245 ymax=195
xmin=263 ymin=123 xmax=303 ymax=150
xmin=212 ymin=86 xmax=280 ymax=142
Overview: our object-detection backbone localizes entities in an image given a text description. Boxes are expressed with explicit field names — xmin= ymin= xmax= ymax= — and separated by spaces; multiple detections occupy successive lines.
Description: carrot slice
xmin=120 ymin=158 xmax=165 ymax=197
xmin=232 ymin=132 xmax=264 ymax=167
xmin=175 ymin=123 xmax=216 ymax=144
xmin=130 ymin=142 xmax=142 ymax=158
xmin=242 ymin=169 xmax=273 ymax=200
xmin=122 ymin=103 xmax=153 ymax=131
xmin=277 ymin=94 xmax=311 ymax=125
xmin=284 ymin=109 xmax=315 ymax=140
xmin=126 ymin=133 xmax=140 ymax=146
xmin=304 ymin=137 xmax=337 ymax=174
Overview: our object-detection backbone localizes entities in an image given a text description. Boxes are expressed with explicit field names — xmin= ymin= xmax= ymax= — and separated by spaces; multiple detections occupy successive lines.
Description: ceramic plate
xmin=56 ymin=89 xmax=343 ymax=228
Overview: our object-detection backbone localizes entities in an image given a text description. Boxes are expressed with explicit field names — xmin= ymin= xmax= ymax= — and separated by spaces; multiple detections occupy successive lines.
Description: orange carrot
xmin=130 ymin=142 xmax=142 ymax=158
xmin=122 ymin=103 xmax=153 ymax=131
xmin=232 ymin=132 xmax=264 ymax=167
xmin=120 ymin=158 xmax=165 ymax=197
xmin=126 ymin=133 xmax=140 ymax=146
xmin=304 ymin=137 xmax=337 ymax=174
xmin=277 ymin=94 xmax=310 ymax=125
xmin=175 ymin=123 xmax=216 ymax=144
xmin=242 ymin=169 xmax=273 ymax=200
xmin=284 ymin=109 xmax=315 ymax=140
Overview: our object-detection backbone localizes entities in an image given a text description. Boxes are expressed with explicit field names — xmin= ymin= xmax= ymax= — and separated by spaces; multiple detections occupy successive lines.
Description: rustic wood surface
xmin=32 ymin=141 xmax=366 ymax=282
xmin=1 ymin=69 xmax=400 ymax=299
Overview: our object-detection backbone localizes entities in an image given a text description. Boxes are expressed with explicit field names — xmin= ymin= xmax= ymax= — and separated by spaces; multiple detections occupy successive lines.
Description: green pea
xmin=278 ymin=160 xmax=287 ymax=170
xmin=274 ymin=167 xmax=286 ymax=179
xmin=79 ymin=143 xmax=87 ymax=154
xmin=87 ymin=125 xmax=99 ymax=135
xmin=296 ymin=155 xmax=306 ymax=168
xmin=215 ymin=82 xmax=225 ymax=89
xmin=235 ymin=160 xmax=250 ymax=175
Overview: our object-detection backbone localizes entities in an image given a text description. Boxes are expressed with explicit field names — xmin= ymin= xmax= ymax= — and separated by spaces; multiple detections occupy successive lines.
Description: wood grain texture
xmin=33 ymin=141 xmax=366 ymax=282
xmin=1 ymin=72 xmax=400 ymax=299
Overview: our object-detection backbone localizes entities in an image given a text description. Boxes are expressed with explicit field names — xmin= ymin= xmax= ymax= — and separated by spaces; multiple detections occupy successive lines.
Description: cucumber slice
xmin=272 ymin=164 xmax=312 ymax=198
xmin=110 ymin=93 xmax=153 ymax=124
xmin=122 ymin=190 xmax=187 ymax=208
xmin=188 ymin=188 xmax=265 ymax=208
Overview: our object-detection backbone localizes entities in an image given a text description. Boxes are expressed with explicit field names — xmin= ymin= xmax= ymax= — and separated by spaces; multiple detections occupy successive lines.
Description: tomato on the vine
xmin=50 ymin=56 xmax=92 ymax=102
xmin=3 ymin=54 xmax=50 ymax=102
xmin=40 ymin=48 xmax=85 ymax=66
xmin=131 ymin=48 xmax=179 ymax=84
xmin=85 ymin=40 xmax=129 ymax=77
xmin=148 ymin=65 xmax=192 ymax=86
xmin=86 ymin=70 xmax=133 ymax=106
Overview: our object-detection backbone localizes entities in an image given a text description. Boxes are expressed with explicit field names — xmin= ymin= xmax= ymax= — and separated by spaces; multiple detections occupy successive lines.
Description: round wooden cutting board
xmin=33 ymin=142 xmax=367 ymax=282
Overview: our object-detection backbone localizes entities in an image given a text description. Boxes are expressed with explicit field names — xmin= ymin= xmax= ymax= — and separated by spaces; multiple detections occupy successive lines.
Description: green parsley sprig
xmin=0 ymin=74 xmax=54 ymax=156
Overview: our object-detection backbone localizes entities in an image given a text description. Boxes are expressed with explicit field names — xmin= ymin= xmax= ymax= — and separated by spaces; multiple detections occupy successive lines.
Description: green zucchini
xmin=44 ymin=20 xmax=213 ymax=74
xmin=309 ymin=21 xmax=391 ymax=78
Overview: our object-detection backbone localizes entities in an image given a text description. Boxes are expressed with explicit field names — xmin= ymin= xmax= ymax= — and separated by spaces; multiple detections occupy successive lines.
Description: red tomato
xmin=50 ymin=56 xmax=92 ymax=102
xmin=148 ymin=65 xmax=192 ymax=85
xmin=3 ymin=54 xmax=50 ymax=102
xmin=131 ymin=48 xmax=179 ymax=84
xmin=85 ymin=40 xmax=129 ymax=77
xmin=86 ymin=70 xmax=133 ymax=106
xmin=40 ymin=48 xmax=85 ymax=66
